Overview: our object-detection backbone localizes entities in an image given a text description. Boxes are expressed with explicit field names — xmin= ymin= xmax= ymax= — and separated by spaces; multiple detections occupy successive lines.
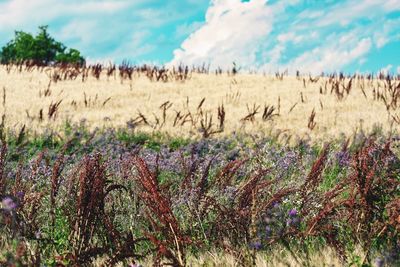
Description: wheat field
xmin=1 ymin=64 xmax=399 ymax=266
xmin=0 ymin=65 xmax=399 ymax=142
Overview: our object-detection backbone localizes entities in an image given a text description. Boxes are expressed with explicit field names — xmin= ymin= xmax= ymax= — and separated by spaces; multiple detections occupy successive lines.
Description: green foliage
xmin=116 ymin=130 xmax=162 ymax=151
xmin=145 ymin=139 xmax=161 ymax=151
xmin=50 ymin=209 xmax=70 ymax=254
xmin=116 ymin=130 xmax=149 ymax=145
xmin=168 ymin=137 xmax=190 ymax=151
xmin=27 ymin=135 xmax=62 ymax=155
xmin=0 ymin=25 xmax=85 ymax=65
xmin=321 ymin=164 xmax=343 ymax=191
xmin=55 ymin=48 xmax=85 ymax=65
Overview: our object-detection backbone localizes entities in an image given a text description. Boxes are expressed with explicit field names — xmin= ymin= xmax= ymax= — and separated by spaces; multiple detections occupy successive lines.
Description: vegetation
xmin=0 ymin=63 xmax=399 ymax=143
xmin=0 ymin=124 xmax=398 ymax=266
xmin=0 ymin=62 xmax=399 ymax=266
xmin=0 ymin=26 xmax=85 ymax=66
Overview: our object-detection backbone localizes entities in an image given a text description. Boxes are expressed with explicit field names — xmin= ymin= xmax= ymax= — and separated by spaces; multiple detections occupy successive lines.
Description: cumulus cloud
xmin=170 ymin=0 xmax=400 ymax=73
xmin=281 ymin=37 xmax=372 ymax=74
xmin=169 ymin=0 xmax=280 ymax=69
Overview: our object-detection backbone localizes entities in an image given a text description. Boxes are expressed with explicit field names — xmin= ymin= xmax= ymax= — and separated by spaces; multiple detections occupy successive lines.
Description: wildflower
xmin=336 ymin=151 xmax=350 ymax=168
xmin=250 ymin=241 xmax=262 ymax=250
xmin=287 ymin=209 xmax=300 ymax=227
xmin=2 ymin=196 xmax=17 ymax=211
xmin=278 ymin=151 xmax=297 ymax=172
xmin=288 ymin=208 xmax=297 ymax=217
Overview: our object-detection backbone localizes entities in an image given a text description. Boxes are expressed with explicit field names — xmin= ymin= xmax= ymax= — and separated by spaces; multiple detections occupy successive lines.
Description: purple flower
xmin=16 ymin=191 xmax=25 ymax=199
xmin=278 ymin=151 xmax=297 ymax=172
xmin=2 ymin=197 xmax=17 ymax=211
xmin=250 ymin=241 xmax=262 ymax=250
xmin=288 ymin=208 xmax=297 ymax=217
xmin=287 ymin=209 xmax=300 ymax=227
xmin=336 ymin=151 xmax=350 ymax=168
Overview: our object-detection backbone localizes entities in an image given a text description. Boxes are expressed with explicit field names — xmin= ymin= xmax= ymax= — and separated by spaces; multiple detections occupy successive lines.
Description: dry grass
xmin=0 ymin=65 xmax=399 ymax=142
xmin=93 ymin=248 xmax=343 ymax=266
xmin=97 ymin=247 xmax=344 ymax=267
xmin=185 ymin=248 xmax=343 ymax=267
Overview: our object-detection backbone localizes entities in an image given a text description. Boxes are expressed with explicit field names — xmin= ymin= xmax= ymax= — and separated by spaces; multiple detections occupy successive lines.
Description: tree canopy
xmin=0 ymin=25 xmax=85 ymax=66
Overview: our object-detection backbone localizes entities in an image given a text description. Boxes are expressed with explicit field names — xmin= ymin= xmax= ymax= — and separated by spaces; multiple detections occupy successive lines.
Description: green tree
xmin=56 ymin=48 xmax=85 ymax=65
xmin=0 ymin=25 xmax=85 ymax=66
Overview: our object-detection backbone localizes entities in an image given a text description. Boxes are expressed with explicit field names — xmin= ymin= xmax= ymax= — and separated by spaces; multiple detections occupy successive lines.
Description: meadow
xmin=0 ymin=63 xmax=399 ymax=266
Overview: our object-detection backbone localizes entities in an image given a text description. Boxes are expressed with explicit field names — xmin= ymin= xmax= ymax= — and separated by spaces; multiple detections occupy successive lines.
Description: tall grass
xmin=0 ymin=126 xmax=398 ymax=266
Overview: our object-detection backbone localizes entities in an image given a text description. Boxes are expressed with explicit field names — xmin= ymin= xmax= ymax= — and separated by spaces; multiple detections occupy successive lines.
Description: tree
xmin=56 ymin=48 xmax=85 ymax=65
xmin=0 ymin=25 xmax=85 ymax=66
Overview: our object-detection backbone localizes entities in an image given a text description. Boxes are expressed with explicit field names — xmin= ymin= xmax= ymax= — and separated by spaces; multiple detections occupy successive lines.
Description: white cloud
xmin=175 ymin=21 xmax=204 ymax=38
xmin=57 ymin=20 xmax=98 ymax=45
xmin=372 ymin=19 xmax=400 ymax=49
xmin=170 ymin=0 xmax=400 ymax=73
xmin=264 ymin=34 xmax=372 ymax=74
xmin=315 ymin=0 xmax=400 ymax=27
xmin=397 ymin=66 xmax=400 ymax=74
xmin=169 ymin=0 xmax=277 ymax=69
xmin=277 ymin=32 xmax=305 ymax=44
xmin=383 ymin=0 xmax=400 ymax=10
xmin=267 ymin=44 xmax=285 ymax=65
xmin=375 ymin=36 xmax=388 ymax=49
xmin=297 ymin=9 xmax=324 ymax=20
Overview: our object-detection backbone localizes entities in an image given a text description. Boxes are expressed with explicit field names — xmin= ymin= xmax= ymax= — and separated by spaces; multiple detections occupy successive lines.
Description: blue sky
xmin=0 ymin=0 xmax=399 ymax=74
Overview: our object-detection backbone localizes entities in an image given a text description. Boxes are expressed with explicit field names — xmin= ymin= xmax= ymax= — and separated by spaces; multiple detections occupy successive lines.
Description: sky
xmin=0 ymin=0 xmax=399 ymax=74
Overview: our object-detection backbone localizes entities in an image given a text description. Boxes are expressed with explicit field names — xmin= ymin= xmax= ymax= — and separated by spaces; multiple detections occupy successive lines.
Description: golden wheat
xmin=0 ymin=66 xmax=398 ymax=142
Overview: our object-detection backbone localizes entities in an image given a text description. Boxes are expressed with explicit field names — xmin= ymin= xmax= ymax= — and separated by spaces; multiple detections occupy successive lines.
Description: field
xmin=0 ymin=63 xmax=399 ymax=267
xmin=1 ymin=65 xmax=400 ymax=142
